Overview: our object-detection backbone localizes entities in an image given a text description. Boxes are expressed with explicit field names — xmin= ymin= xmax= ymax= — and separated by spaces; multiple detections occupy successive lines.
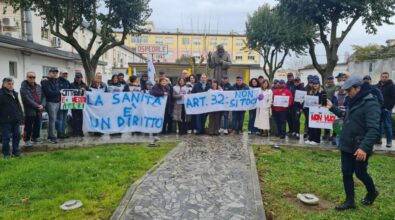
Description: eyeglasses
xmin=28 ymin=76 xmax=36 ymax=79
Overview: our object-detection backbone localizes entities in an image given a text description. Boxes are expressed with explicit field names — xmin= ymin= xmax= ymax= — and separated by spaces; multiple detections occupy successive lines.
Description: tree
xmin=175 ymin=55 xmax=205 ymax=75
xmin=6 ymin=0 xmax=151 ymax=84
xmin=278 ymin=0 xmax=395 ymax=80
xmin=245 ymin=4 xmax=309 ymax=81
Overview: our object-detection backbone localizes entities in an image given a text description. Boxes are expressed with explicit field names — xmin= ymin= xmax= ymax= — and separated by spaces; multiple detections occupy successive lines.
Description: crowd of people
xmin=1 ymin=68 xmax=395 ymax=159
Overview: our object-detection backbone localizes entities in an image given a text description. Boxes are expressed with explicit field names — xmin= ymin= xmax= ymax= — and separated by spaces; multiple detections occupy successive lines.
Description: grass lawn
xmin=254 ymin=146 xmax=395 ymax=220
xmin=0 ymin=143 xmax=177 ymax=220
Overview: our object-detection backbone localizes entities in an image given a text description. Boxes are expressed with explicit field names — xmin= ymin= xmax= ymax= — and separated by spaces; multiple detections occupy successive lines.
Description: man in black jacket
xmin=20 ymin=72 xmax=46 ymax=146
xmin=376 ymin=72 xmax=395 ymax=148
xmin=220 ymin=76 xmax=232 ymax=134
xmin=42 ymin=68 xmax=61 ymax=143
xmin=57 ymin=71 xmax=72 ymax=139
xmin=192 ymin=74 xmax=210 ymax=135
xmin=232 ymin=76 xmax=249 ymax=134
xmin=0 ymin=77 xmax=23 ymax=159
xmin=71 ymin=73 xmax=88 ymax=137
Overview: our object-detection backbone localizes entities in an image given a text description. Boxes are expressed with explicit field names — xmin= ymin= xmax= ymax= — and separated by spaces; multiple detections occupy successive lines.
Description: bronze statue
xmin=208 ymin=45 xmax=232 ymax=82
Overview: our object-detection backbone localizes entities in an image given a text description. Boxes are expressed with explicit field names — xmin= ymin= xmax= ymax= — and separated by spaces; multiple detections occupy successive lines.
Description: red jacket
xmin=272 ymin=88 xmax=294 ymax=112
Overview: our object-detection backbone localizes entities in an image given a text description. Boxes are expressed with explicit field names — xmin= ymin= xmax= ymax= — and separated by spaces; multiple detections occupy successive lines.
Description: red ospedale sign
xmin=136 ymin=44 xmax=168 ymax=54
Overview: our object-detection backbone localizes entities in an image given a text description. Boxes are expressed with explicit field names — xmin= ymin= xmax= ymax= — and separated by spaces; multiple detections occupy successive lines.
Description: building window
xmin=166 ymin=37 xmax=173 ymax=44
xmin=248 ymin=53 xmax=255 ymax=60
xmin=155 ymin=37 xmax=163 ymax=44
xmin=9 ymin=61 xmax=17 ymax=77
xmin=210 ymin=38 xmax=217 ymax=46
xmin=132 ymin=36 xmax=148 ymax=44
xmin=236 ymin=39 xmax=244 ymax=47
xmin=182 ymin=38 xmax=189 ymax=45
xmin=192 ymin=38 xmax=201 ymax=45
xmin=221 ymin=39 xmax=228 ymax=45
xmin=235 ymin=54 xmax=243 ymax=60
xmin=43 ymin=66 xmax=54 ymax=76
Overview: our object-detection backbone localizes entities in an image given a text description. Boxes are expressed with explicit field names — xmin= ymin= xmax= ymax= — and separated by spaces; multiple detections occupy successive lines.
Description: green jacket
xmin=330 ymin=94 xmax=381 ymax=154
xmin=324 ymin=84 xmax=337 ymax=100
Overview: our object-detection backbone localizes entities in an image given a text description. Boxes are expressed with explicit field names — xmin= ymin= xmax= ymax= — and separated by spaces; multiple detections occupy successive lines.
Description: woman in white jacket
xmin=255 ymin=79 xmax=273 ymax=136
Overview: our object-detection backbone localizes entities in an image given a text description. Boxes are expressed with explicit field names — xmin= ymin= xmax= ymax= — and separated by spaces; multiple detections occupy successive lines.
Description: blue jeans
xmin=195 ymin=114 xmax=207 ymax=134
xmin=56 ymin=109 xmax=68 ymax=135
xmin=273 ymin=111 xmax=288 ymax=137
xmin=381 ymin=109 xmax=393 ymax=145
xmin=232 ymin=111 xmax=245 ymax=132
xmin=221 ymin=111 xmax=231 ymax=130
xmin=1 ymin=123 xmax=20 ymax=157
xmin=46 ymin=102 xmax=59 ymax=139
xmin=248 ymin=109 xmax=257 ymax=132
xmin=341 ymin=151 xmax=376 ymax=201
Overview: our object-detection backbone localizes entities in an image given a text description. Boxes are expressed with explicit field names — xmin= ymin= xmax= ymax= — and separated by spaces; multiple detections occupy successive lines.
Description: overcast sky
xmin=149 ymin=0 xmax=395 ymax=68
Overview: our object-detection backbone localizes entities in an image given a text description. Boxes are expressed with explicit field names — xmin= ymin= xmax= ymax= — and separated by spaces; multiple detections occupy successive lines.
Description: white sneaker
xmin=187 ymin=130 xmax=192 ymax=134
xmin=25 ymin=140 xmax=33 ymax=147
xmin=219 ymin=128 xmax=224 ymax=133
xmin=248 ymin=131 xmax=252 ymax=134
xmin=304 ymin=140 xmax=311 ymax=144
xmin=310 ymin=141 xmax=319 ymax=145
xmin=223 ymin=129 xmax=228 ymax=134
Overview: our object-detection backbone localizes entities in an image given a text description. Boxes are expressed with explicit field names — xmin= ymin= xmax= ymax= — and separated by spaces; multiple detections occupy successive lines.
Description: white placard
xmin=294 ymin=90 xmax=307 ymax=103
xmin=273 ymin=96 xmax=290 ymax=107
xmin=308 ymin=107 xmax=337 ymax=129
xmin=304 ymin=95 xmax=319 ymax=108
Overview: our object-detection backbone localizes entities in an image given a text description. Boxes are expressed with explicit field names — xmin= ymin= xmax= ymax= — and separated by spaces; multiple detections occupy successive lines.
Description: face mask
xmin=338 ymin=81 xmax=344 ymax=86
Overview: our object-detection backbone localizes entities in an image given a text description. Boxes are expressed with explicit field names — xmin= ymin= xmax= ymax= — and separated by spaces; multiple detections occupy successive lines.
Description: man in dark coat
xmin=71 ymin=72 xmax=88 ymax=137
xmin=42 ymin=68 xmax=61 ymax=143
xmin=286 ymin=72 xmax=296 ymax=136
xmin=329 ymin=76 xmax=380 ymax=211
xmin=157 ymin=71 xmax=174 ymax=134
xmin=192 ymin=74 xmax=210 ymax=135
xmin=20 ymin=72 xmax=46 ymax=146
xmin=57 ymin=71 xmax=72 ymax=139
xmin=232 ymin=76 xmax=249 ymax=134
xmin=0 ymin=77 xmax=23 ymax=158
xmin=376 ymin=72 xmax=395 ymax=148
xmin=220 ymin=76 xmax=233 ymax=134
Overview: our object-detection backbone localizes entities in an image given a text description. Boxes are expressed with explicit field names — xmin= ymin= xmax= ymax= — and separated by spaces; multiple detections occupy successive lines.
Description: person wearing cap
xmin=232 ymin=76 xmax=249 ymax=134
xmin=305 ymin=78 xmax=327 ymax=145
xmin=140 ymin=73 xmax=149 ymax=91
xmin=56 ymin=71 xmax=72 ymax=139
xmin=290 ymin=77 xmax=305 ymax=139
xmin=272 ymin=80 xmax=294 ymax=139
xmin=376 ymin=72 xmax=395 ymax=148
xmin=220 ymin=76 xmax=233 ymax=134
xmin=327 ymin=76 xmax=380 ymax=211
xmin=303 ymin=75 xmax=315 ymax=139
xmin=0 ymin=77 xmax=23 ymax=159
xmin=118 ymin=73 xmax=127 ymax=85
xmin=286 ymin=73 xmax=296 ymax=136
xmin=20 ymin=72 xmax=46 ymax=147
xmin=42 ymin=67 xmax=61 ymax=144
xmin=71 ymin=72 xmax=87 ymax=137
xmin=335 ymin=73 xmax=345 ymax=84
xmin=323 ymin=76 xmax=337 ymax=141
xmin=192 ymin=74 xmax=210 ymax=135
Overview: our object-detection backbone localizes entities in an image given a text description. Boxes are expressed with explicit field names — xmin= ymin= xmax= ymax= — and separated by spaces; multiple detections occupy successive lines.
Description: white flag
xmin=147 ymin=58 xmax=156 ymax=83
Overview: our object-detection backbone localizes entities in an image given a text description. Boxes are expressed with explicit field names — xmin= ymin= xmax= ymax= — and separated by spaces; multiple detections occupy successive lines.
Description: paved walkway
xmin=111 ymin=135 xmax=265 ymax=220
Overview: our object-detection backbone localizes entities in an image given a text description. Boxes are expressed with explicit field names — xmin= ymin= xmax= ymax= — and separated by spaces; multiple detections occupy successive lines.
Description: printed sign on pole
xmin=294 ymin=90 xmax=307 ymax=103
xmin=60 ymin=89 xmax=86 ymax=110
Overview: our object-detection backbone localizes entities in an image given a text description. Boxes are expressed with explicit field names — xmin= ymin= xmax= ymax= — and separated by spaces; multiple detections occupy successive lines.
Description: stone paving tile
xmin=113 ymin=135 xmax=263 ymax=220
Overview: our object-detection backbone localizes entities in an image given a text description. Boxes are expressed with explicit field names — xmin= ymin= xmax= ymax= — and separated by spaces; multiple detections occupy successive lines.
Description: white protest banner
xmin=83 ymin=92 xmax=167 ymax=134
xmin=273 ymin=96 xmax=289 ymax=107
xmin=184 ymin=89 xmax=260 ymax=115
xmin=308 ymin=106 xmax=337 ymax=129
xmin=304 ymin=95 xmax=319 ymax=108
xmin=294 ymin=90 xmax=307 ymax=103
xmin=60 ymin=89 xmax=86 ymax=110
